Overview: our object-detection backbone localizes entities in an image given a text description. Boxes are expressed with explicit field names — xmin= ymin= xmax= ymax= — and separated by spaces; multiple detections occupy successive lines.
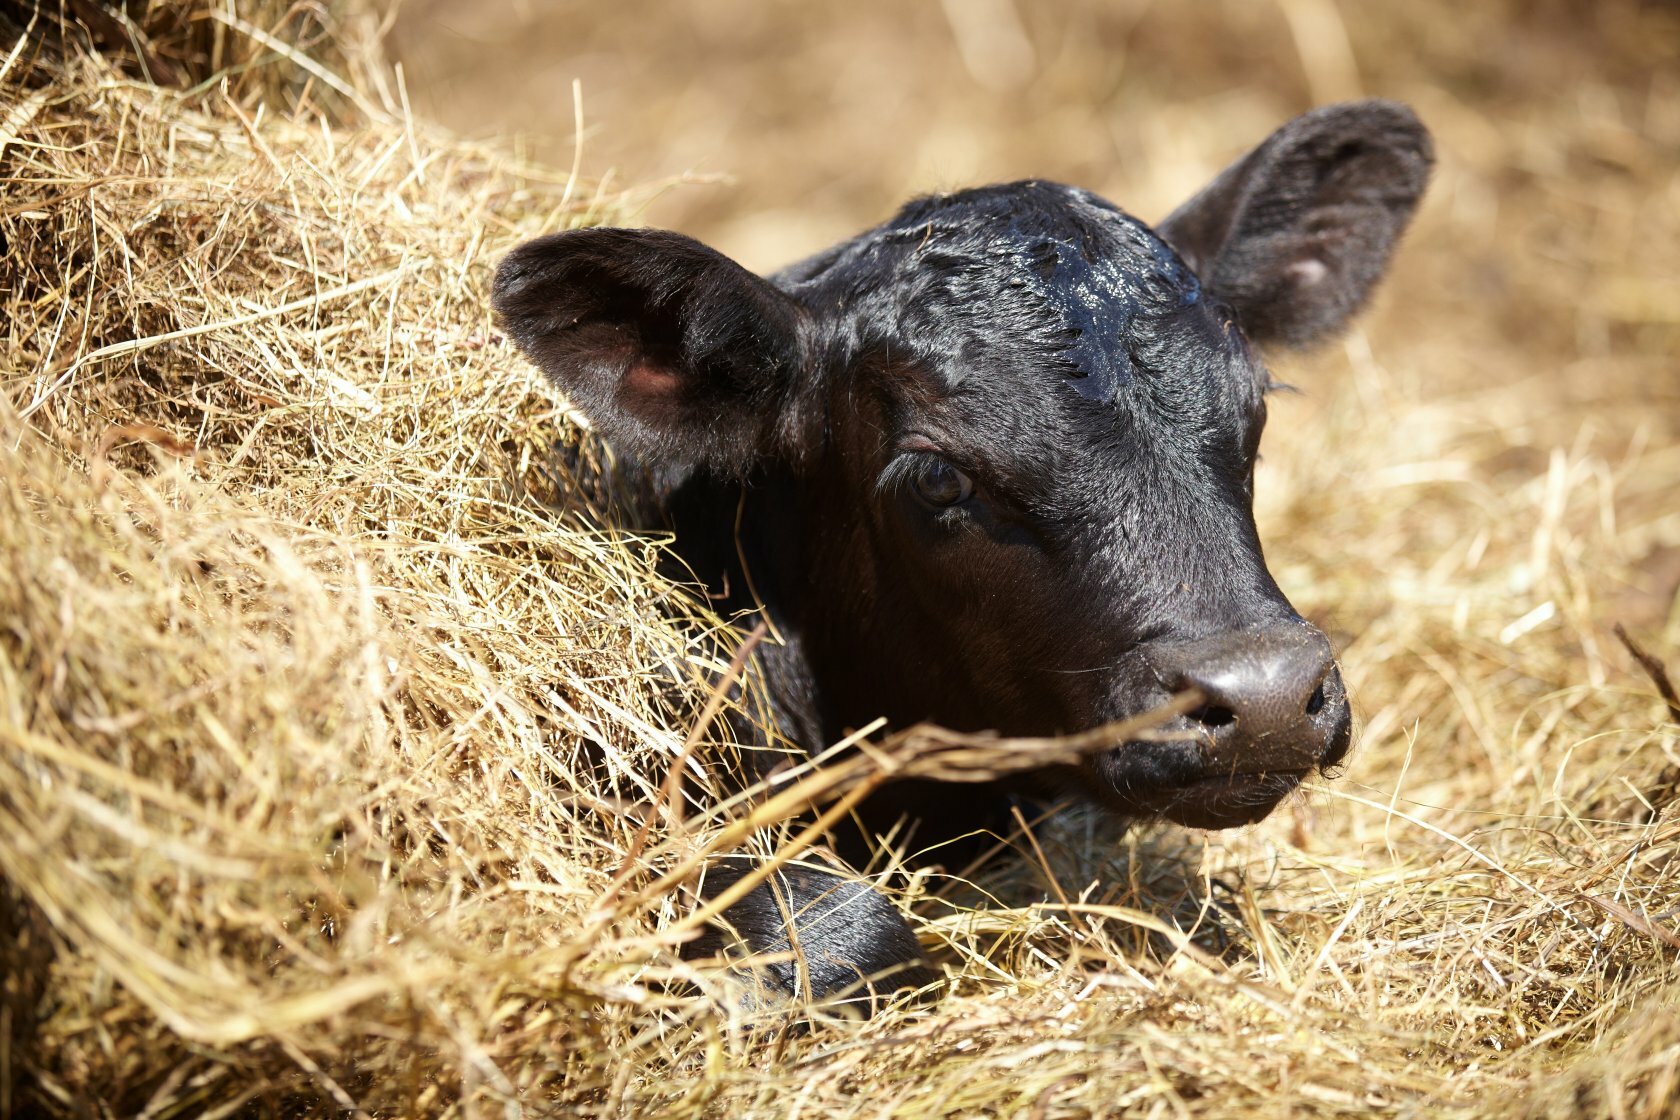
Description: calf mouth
xmin=1084 ymin=692 xmax=1351 ymax=831
xmin=1105 ymin=766 xmax=1313 ymax=831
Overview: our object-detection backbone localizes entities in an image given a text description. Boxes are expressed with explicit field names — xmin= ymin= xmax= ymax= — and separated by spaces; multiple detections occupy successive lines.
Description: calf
xmin=494 ymin=100 xmax=1431 ymax=1007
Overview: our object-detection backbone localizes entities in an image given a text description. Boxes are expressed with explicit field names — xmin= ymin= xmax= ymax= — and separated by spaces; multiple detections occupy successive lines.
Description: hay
xmin=0 ymin=5 xmax=758 ymax=1112
xmin=3 ymin=1 xmax=1680 ymax=1117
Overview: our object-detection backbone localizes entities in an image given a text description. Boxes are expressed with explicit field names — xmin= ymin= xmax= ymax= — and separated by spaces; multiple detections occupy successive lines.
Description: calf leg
xmin=682 ymin=858 xmax=935 ymax=1013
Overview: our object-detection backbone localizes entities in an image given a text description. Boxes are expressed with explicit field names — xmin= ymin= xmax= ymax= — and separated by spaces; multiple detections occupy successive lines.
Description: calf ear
xmin=1157 ymin=100 xmax=1433 ymax=348
xmin=492 ymin=228 xmax=808 ymax=472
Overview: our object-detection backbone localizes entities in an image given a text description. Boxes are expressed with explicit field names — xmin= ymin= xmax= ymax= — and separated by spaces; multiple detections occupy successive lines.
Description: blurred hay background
xmin=3 ymin=0 xmax=1678 ymax=1117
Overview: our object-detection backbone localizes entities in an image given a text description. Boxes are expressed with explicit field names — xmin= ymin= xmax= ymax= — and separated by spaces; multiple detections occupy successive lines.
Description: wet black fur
xmin=493 ymin=101 xmax=1432 ymax=1008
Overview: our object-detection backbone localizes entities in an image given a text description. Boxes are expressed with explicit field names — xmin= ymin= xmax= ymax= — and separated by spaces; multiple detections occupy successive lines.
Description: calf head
xmin=495 ymin=101 xmax=1432 ymax=831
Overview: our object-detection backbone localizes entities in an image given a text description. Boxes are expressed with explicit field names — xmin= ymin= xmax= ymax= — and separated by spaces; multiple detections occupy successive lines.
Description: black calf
xmin=494 ymin=100 xmax=1432 ymax=1007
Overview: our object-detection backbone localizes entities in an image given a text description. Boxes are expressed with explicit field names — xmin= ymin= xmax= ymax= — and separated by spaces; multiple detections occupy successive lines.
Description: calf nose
xmin=1149 ymin=623 xmax=1346 ymax=772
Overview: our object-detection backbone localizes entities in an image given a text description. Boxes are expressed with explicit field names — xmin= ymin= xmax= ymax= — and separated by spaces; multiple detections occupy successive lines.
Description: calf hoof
xmin=681 ymin=857 xmax=937 ymax=1016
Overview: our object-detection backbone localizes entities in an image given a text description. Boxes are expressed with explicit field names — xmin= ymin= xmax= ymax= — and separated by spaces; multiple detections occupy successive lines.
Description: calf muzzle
xmin=1095 ymin=622 xmax=1352 ymax=829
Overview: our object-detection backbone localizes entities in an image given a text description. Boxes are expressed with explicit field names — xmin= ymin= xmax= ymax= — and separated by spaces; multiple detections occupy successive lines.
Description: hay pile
xmin=3 ymin=2 xmax=1679 ymax=1118
xmin=0 ymin=4 xmax=768 ymax=1113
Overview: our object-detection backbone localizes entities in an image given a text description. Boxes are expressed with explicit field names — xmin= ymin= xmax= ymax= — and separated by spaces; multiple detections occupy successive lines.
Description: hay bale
xmin=4 ymin=2 xmax=1679 ymax=1117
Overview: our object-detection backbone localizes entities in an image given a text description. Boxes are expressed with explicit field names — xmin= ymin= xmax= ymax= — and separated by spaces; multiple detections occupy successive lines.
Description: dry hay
xmin=3 ymin=2 xmax=1680 ymax=1118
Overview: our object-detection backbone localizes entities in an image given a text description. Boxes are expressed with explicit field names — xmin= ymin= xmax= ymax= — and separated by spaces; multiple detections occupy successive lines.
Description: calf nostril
xmin=1305 ymin=681 xmax=1327 ymax=716
xmin=1189 ymin=704 xmax=1237 ymax=729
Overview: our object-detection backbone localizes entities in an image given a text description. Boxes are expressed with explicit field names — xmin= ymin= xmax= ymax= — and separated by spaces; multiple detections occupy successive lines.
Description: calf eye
xmin=910 ymin=456 xmax=974 ymax=507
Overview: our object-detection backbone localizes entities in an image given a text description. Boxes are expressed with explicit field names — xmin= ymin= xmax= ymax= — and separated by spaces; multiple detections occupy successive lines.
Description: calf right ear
xmin=1157 ymin=100 xmax=1433 ymax=348
xmin=492 ymin=228 xmax=809 ymax=473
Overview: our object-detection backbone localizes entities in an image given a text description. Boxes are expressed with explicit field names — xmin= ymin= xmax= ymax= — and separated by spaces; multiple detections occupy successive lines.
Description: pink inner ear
xmin=1287 ymin=257 xmax=1330 ymax=286
xmin=623 ymin=360 xmax=683 ymax=401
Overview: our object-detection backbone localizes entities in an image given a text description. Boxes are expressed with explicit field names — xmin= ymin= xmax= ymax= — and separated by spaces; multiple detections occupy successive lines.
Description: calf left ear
xmin=1157 ymin=100 xmax=1433 ymax=348
xmin=492 ymin=228 xmax=808 ymax=473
